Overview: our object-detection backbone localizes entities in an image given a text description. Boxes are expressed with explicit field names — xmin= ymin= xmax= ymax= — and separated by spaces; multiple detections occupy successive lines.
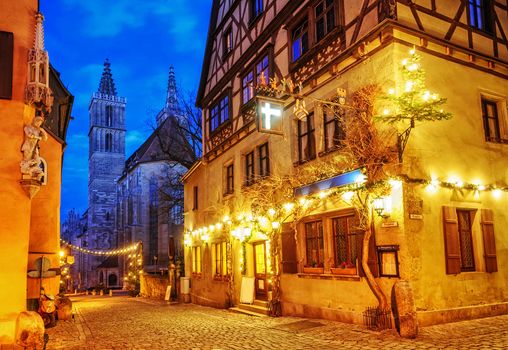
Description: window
xmin=225 ymin=163 xmax=234 ymax=195
xmin=192 ymin=246 xmax=202 ymax=274
xmin=258 ymin=142 xmax=270 ymax=177
xmin=223 ymin=27 xmax=233 ymax=58
xmin=292 ymin=19 xmax=309 ymax=62
xmin=323 ymin=107 xmax=345 ymax=151
xmin=250 ymin=0 xmax=263 ymax=22
xmin=242 ymin=71 xmax=254 ymax=104
xmin=242 ymin=54 xmax=270 ymax=105
xmin=482 ymin=98 xmax=502 ymax=142
xmin=105 ymin=133 xmax=113 ymax=152
xmin=298 ymin=113 xmax=316 ymax=162
xmin=106 ymin=105 xmax=113 ymax=127
xmin=256 ymin=55 xmax=269 ymax=85
xmin=457 ymin=210 xmax=475 ymax=271
xmin=192 ymin=186 xmax=198 ymax=210
xmin=0 ymin=31 xmax=14 ymax=100
xmin=305 ymin=220 xmax=324 ymax=267
xmin=468 ymin=0 xmax=493 ymax=34
xmin=333 ymin=215 xmax=360 ymax=268
xmin=442 ymin=207 xmax=498 ymax=274
xmin=315 ymin=0 xmax=336 ymax=42
xmin=245 ymin=151 xmax=255 ymax=186
xmin=212 ymin=241 xmax=228 ymax=278
xmin=210 ymin=95 xmax=229 ymax=133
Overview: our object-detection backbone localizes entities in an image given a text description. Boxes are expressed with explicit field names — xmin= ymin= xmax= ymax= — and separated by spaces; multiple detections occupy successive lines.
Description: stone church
xmin=64 ymin=62 xmax=190 ymax=290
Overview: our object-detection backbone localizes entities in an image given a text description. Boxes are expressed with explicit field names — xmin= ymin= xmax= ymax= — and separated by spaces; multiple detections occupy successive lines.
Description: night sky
xmin=40 ymin=0 xmax=211 ymax=219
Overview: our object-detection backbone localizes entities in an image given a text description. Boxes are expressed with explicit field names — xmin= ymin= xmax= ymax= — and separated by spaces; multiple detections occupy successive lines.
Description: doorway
xmin=253 ymin=241 xmax=268 ymax=299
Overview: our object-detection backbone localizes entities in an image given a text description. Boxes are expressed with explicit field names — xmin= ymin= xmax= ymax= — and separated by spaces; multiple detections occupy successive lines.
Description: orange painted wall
xmin=0 ymin=0 xmax=58 ymax=344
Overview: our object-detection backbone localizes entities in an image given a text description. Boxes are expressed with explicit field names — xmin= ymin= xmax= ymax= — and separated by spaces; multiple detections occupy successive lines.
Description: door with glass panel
xmin=253 ymin=241 xmax=267 ymax=298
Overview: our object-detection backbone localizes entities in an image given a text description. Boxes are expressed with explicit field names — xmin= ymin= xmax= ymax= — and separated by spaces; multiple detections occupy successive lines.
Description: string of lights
xmin=184 ymin=174 xmax=507 ymax=246
xmin=60 ymin=238 xmax=139 ymax=256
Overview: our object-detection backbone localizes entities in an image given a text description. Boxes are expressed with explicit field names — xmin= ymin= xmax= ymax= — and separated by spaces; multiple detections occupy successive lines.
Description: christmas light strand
xmin=60 ymin=239 xmax=139 ymax=256
xmin=184 ymin=174 xmax=507 ymax=246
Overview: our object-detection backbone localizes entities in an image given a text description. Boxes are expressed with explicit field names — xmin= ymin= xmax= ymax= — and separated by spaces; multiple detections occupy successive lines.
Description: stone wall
xmin=140 ymin=274 xmax=170 ymax=299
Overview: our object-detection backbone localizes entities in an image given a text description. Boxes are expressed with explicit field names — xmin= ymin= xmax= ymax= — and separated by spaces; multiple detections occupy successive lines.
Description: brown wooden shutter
xmin=481 ymin=209 xmax=498 ymax=273
xmin=442 ymin=206 xmax=461 ymax=274
xmin=281 ymin=223 xmax=297 ymax=274
xmin=0 ymin=31 xmax=14 ymax=100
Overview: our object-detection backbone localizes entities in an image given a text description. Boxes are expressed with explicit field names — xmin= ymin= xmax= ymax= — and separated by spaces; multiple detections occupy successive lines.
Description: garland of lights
xmin=184 ymin=174 xmax=507 ymax=246
xmin=60 ymin=238 xmax=139 ymax=256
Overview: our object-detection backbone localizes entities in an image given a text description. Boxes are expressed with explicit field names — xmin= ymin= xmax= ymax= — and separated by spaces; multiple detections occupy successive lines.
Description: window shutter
xmin=442 ymin=206 xmax=461 ymax=274
xmin=359 ymin=230 xmax=379 ymax=277
xmin=0 ymin=31 xmax=14 ymax=99
xmin=281 ymin=223 xmax=297 ymax=274
xmin=481 ymin=209 xmax=498 ymax=273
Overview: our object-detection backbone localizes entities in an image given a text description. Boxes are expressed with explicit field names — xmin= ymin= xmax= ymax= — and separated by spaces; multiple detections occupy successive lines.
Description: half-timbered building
xmin=184 ymin=0 xmax=508 ymax=327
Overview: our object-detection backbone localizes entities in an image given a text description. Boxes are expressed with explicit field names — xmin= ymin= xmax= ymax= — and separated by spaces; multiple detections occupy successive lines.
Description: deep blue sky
xmin=40 ymin=0 xmax=211 ymax=219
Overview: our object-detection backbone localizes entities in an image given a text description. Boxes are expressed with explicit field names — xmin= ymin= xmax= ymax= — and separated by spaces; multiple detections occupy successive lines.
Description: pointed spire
xmin=98 ymin=58 xmax=117 ymax=96
xmin=164 ymin=65 xmax=180 ymax=115
xmin=34 ymin=12 xmax=45 ymax=51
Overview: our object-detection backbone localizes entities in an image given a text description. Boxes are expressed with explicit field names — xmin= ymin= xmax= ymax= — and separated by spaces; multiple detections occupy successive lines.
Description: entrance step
xmin=230 ymin=300 xmax=270 ymax=317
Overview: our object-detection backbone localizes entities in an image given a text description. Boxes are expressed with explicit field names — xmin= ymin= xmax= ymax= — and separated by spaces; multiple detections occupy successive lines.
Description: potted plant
xmin=303 ymin=261 xmax=324 ymax=274
xmin=331 ymin=261 xmax=357 ymax=275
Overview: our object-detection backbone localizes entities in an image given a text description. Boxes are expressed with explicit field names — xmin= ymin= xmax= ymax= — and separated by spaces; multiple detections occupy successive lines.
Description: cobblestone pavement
xmin=45 ymin=295 xmax=508 ymax=350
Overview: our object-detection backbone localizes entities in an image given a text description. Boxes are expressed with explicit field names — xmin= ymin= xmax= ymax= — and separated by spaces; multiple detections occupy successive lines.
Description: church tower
xmin=86 ymin=59 xmax=126 ymax=286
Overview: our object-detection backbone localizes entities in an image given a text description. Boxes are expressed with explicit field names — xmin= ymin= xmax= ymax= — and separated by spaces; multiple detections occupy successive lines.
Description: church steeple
xmin=156 ymin=65 xmax=181 ymax=126
xmin=165 ymin=66 xmax=179 ymax=114
xmin=98 ymin=59 xmax=117 ymax=96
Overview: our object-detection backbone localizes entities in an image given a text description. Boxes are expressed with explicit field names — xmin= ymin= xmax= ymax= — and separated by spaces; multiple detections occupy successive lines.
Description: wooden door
xmin=253 ymin=241 xmax=267 ymax=299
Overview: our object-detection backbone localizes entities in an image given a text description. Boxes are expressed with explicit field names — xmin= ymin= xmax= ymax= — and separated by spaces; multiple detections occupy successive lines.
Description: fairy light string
xmin=60 ymin=238 xmax=139 ymax=256
xmin=184 ymin=174 xmax=507 ymax=246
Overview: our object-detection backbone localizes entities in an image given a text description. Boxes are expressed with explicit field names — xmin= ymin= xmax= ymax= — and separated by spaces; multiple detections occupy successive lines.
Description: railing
xmin=91 ymin=92 xmax=127 ymax=103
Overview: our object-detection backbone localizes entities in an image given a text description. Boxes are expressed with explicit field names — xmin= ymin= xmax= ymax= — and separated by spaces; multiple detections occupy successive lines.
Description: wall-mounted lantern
xmin=373 ymin=196 xmax=391 ymax=218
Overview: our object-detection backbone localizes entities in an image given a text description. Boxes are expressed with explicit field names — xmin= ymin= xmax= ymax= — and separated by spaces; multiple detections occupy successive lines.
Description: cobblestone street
xmin=44 ymin=295 xmax=508 ymax=350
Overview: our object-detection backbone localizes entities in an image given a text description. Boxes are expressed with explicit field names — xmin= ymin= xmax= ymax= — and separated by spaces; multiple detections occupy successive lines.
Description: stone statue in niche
xmin=20 ymin=115 xmax=47 ymax=181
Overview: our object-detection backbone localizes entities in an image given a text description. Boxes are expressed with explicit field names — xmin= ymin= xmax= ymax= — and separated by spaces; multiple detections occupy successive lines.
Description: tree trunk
xmin=361 ymin=208 xmax=388 ymax=310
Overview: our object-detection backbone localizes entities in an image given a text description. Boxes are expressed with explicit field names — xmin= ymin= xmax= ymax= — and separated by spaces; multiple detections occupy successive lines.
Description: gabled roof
xmin=97 ymin=255 xmax=118 ymax=269
xmin=196 ymin=0 xmax=219 ymax=107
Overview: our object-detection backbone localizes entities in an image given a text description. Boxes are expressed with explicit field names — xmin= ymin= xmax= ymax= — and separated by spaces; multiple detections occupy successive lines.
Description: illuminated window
xmin=298 ymin=113 xmax=316 ymax=162
xmin=242 ymin=72 xmax=254 ymax=104
xmin=315 ymin=0 xmax=335 ymax=42
xmin=210 ymin=94 xmax=229 ymax=133
xmin=468 ymin=0 xmax=493 ymax=34
xmin=212 ymin=241 xmax=228 ymax=277
xmin=242 ymin=54 xmax=270 ymax=105
xmin=192 ymin=246 xmax=202 ymax=274
xmin=305 ymin=220 xmax=324 ymax=267
xmin=292 ymin=19 xmax=309 ymax=62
